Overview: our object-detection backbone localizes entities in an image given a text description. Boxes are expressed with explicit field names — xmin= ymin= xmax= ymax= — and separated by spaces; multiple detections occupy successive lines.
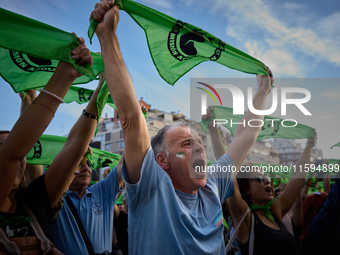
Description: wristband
xmin=82 ymin=109 xmax=98 ymax=120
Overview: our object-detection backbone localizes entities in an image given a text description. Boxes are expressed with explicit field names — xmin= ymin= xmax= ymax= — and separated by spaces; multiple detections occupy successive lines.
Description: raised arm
xmin=0 ymin=37 xmax=91 ymax=207
xmin=202 ymin=106 xmax=226 ymax=160
xmin=272 ymin=134 xmax=316 ymax=219
xmin=19 ymin=90 xmax=44 ymax=184
xmin=90 ymin=0 xmax=150 ymax=184
xmin=226 ymin=68 xmax=273 ymax=172
xmin=45 ymin=71 xmax=103 ymax=207
xmin=226 ymin=178 xmax=252 ymax=244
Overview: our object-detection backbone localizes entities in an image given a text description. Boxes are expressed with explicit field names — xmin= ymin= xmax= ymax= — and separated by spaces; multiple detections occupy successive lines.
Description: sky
xmin=1 ymin=0 xmax=340 ymax=159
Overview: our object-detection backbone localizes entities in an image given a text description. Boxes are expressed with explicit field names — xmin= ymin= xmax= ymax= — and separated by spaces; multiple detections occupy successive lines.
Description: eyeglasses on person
xmin=248 ymin=174 xmax=271 ymax=183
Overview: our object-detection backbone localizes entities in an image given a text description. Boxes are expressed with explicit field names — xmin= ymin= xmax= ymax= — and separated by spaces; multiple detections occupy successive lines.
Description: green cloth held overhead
xmin=88 ymin=0 xmax=268 ymax=85
xmin=331 ymin=142 xmax=340 ymax=149
xmin=95 ymin=81 xmax=111 ymax=133
xmin=63 ymin=85 xmax=116 ymax=109
xmin=200 ymin=106 xmax=316 ymax=140
xmin=26 ymin=134 xmax=121 ymax=170
xmin=0 ymin=7 xmax=104 ymax=92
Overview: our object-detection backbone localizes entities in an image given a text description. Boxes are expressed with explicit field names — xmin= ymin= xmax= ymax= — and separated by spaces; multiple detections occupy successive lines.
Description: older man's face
xmin=70 ymin=159 xmax=93 ymax=190
xmin=164 ymin=125 xmax=207 ymax=194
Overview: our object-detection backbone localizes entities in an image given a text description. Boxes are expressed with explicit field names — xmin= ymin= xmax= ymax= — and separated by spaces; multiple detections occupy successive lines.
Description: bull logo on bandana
xmin=167 ymin=20 xmax=226 ymax=62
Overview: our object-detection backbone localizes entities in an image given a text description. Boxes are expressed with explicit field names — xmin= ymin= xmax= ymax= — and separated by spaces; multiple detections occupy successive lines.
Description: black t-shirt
xmin=0 ymin=175 xmax=62 ymax=242
xmin=0 ymin=211 xmax=35 ymax=237
xmin=238 ymin=211 xmax=297 ymax=255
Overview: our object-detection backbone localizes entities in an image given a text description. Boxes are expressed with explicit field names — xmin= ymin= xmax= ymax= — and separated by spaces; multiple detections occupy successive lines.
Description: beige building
xmin=270 ymin=138 xmax=323 ymax=166
xmin=92 ymin=98 xmax=282 ymax=166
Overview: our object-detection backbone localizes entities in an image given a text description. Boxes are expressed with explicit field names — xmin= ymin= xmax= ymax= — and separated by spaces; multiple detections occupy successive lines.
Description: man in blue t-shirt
xmin=90 ymin=1 xmax=273 ymax=254
xmin=50 ymin=156 xmax=124 ymax=255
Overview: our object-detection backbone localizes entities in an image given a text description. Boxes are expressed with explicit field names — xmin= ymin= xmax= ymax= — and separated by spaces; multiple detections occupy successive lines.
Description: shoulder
xmin=17 ymin=174 xmax=46 ymax=200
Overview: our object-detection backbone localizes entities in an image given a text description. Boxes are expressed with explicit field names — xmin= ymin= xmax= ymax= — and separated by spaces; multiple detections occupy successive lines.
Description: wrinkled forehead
xmin=166 ymin=126 xmax=202 ymax=145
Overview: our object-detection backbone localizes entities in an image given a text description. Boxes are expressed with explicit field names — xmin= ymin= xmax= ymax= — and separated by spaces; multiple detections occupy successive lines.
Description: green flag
xmin=88 ymin=0 xmax=268 ymax=85
xmin=0 ymin=8 xmax=104 ymax=92
xmin=26 ymin=134 xmax=121 ymax=170
xmin=331 ymin=142 xmax=340 ymax=149
xmin=89 ymin=147 xmax=121 ymax=170
xmin=26 ymin=134 xmax=66 ymax=166
xmin=200 ymin=106 xmax=315 ymax=140
xmin=62 ymin=85 xmax=116 ymax=109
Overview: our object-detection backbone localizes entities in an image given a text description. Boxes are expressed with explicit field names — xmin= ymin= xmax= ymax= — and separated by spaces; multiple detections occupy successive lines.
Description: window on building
xmin=119 ymin=141 xmax=125 ymax=150
xmin=105 ymin=133 xmax=111 ymax=142
xmin=120 ymin=130 xmax=123 ymax=139
xmin=100 ymin=135 xmax=105 ymax=150
xmin=287 ymin=155 xmax=293 ymax=159
xmin=105 ymin=143 xmax=111 ymax=152
xmin=281 ymin=155 xmax=287 ymax=159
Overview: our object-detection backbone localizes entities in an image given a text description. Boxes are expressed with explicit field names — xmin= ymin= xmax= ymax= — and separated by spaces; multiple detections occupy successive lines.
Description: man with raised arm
xmin=90 ymin=1 xmax=273 ymax=254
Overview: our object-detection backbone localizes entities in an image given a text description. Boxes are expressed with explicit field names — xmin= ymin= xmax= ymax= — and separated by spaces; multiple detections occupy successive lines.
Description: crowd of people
xmin=0 ymin=1 xmax=339 ymax=254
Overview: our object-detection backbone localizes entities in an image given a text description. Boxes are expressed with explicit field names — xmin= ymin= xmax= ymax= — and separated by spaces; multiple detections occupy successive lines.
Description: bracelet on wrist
xmin=39 ymin=89 xmax=64 ymax=103
xmin=82 ymin=109 xmax=98 ymax=120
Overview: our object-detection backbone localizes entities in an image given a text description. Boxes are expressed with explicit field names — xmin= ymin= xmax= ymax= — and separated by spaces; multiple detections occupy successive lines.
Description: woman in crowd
xmin=0 ymin=36 xmax=101 ymax=254
xmin=227 ymin=134 xmax=316 ymax=255
xmin=203 ymin=108 xmax=316 ymax=255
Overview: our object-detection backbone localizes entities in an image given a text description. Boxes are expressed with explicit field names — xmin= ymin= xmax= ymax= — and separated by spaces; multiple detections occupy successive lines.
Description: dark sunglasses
xmin=248 ymin=174 xmax=271 ymax=183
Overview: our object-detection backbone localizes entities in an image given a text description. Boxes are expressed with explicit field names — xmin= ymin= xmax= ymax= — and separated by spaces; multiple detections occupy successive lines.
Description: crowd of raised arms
xmin=0 ymin=1 xmax=339 ymax=255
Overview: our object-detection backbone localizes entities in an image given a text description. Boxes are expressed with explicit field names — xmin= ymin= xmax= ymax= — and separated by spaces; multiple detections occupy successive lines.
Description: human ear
xmin=156 ymin=153 xmax=170 ymax=170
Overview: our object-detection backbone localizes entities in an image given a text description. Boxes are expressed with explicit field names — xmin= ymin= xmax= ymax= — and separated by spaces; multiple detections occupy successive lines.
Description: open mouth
xmin=265 ymin=186 xmax=272 ymax=194
xmin=191 ymin=159 xmax=207 ymax=178
xmin=192 ymin=159 xmax=205 ymax=173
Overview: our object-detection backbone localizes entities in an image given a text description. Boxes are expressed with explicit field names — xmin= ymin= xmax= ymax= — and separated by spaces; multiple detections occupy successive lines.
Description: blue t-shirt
xmin=122 ymin=147 xmax=234 ymax=255
xmin=50 ymin=166 xmax=121 ymax=255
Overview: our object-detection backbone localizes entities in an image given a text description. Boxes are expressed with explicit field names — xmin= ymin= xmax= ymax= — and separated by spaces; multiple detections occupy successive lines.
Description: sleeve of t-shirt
xmin=207 ymin=153 xmax=235 ymax=204
xmin=17 ymin=174 xmax=60 ymax=222
xmin=90 ymin=166 xmax=121 ymax=205
xmin=121 ymin=146 xmax=167 ymax=213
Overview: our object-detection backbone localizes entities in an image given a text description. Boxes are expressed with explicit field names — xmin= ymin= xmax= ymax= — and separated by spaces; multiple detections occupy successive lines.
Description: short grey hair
xmin=151 ymin=120 xmax=189 ymax=159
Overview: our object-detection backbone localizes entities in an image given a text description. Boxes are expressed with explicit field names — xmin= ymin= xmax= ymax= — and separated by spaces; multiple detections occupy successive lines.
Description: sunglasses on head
xmin=248 ymin=174 xmax=271 ymax=183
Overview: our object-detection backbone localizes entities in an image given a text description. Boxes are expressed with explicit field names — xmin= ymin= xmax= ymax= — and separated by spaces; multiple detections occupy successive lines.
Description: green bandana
xmin=249 ymin=197 xmax=279 ymax=223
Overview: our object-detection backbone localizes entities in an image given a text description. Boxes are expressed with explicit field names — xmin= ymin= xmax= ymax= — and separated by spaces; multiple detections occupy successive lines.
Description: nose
xmin=193 ymin=141 xmax=204 ymax=154
xmin=80 ymin=162 xmax=91 ymax=173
